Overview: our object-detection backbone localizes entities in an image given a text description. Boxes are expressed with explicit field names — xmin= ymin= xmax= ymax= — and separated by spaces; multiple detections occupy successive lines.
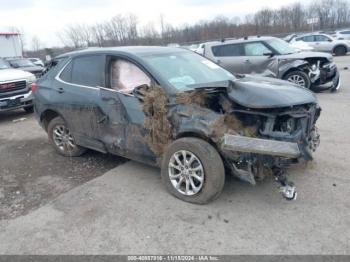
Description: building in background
xmin=0 ymin=32 xmax=23 ymax=58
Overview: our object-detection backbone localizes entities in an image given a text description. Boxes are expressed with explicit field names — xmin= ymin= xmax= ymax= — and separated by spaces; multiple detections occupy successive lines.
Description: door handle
xmin=244 ymin=59 xmax=251 ymax=63
xmin=57 ymin=87 xmax=64 ymax=93
xmin=97 ymin=115 xmax=108 ymax=124
xmin=216 ymin=59 xmax=221 ymax=64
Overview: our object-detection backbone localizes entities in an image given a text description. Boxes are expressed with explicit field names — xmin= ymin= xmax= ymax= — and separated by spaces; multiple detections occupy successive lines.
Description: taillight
xmin=31 ymin=82 xmax=37 ymax=93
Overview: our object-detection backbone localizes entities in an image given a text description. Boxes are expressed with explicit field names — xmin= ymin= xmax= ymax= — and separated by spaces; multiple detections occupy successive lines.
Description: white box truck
xmin=0 ymin=32 xmax=22 ymax=58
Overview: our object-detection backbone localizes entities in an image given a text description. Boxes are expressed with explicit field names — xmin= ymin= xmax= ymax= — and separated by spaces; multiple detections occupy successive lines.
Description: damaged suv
xmin=202 ymin=37 xmax=340 ymax=92
xmin=33 ymin=47 xmax=321 ymax=204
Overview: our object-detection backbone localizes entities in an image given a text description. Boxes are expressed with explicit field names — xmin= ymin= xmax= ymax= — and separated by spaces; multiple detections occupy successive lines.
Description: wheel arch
xmin=333 ymin=44 xmax=347 ymax=54
xmin=175 ymin=130 xmax=219 ymax=152
xmin=40 ymin=109 xmax=65 ymax=131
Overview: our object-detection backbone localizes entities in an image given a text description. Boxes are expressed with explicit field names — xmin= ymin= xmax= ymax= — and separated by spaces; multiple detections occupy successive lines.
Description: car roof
xmin=56 ymin=46 xmax=186 ymax=59
xmin=203 ymin=36 xmax=277 ymax=46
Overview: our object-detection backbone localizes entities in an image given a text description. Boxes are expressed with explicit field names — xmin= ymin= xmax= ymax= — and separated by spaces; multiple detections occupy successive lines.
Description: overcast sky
xmin=0 ymin=0 xmax=304 ymax=48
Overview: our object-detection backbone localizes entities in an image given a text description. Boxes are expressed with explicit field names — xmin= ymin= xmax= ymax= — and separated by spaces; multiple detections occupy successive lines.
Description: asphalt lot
xmin=0 ymin=56 xmax=349 ymax=254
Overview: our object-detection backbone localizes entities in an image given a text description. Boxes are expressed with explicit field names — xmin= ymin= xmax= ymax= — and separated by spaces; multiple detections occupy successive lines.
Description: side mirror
xmin=328 ymin=39 xmax=333 ymax=42
xmin=133 ymin=84 xmax=150 ymax=102
xmin=12 ymin=64 xmax=19 ymax=68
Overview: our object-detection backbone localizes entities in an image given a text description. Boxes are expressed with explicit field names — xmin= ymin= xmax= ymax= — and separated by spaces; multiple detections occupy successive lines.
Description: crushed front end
xmin=220 ymin=102 xmax=321 ymax=200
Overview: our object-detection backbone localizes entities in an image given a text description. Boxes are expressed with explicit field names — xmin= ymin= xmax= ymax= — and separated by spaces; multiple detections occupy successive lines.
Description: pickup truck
xmin=0 ymin=58 xmax=36 ymax=113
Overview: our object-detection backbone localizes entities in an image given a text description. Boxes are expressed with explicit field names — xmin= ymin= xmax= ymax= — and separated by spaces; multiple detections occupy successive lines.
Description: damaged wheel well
xmin=176 ymin=131 xmax=218 ymax=150
xmin=40 ymin=110 xmax=61 ymax=131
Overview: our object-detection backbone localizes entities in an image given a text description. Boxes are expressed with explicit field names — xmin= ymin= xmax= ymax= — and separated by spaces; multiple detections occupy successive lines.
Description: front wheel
xmin=283 ymin=71 xmax=311 ymax=89
xmin=47 ymin=116 xmax=87 ymax=157
xmin=161 ymin=137 xmax=225 ymax=204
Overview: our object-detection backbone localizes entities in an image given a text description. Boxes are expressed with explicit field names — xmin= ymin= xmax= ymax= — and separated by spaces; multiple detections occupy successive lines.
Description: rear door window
xmin=60 ymin=55 xmax=105 ymax=87
xmin=315 ymin=35 xmax=330 ymax=42
xmin=243 ymin=42 xmax=271 ymax=56
xmin=301 ymin=36 xmax=315 ymax=42
xmin=211 ymin=44 xmax=244 ymax=57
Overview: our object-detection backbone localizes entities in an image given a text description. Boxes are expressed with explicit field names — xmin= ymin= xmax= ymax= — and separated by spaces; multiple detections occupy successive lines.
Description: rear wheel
xmin=334 ymin=46 xmax=347 ymax=56
xmin=47 ymin=116 xmax=86 ymax=157
xmin=283 ymin=70 xmax=311 ymax=89
xmin=161 ymin=137 xmax=225 ymax=204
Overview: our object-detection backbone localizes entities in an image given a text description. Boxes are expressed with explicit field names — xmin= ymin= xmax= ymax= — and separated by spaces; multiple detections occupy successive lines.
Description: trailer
xmin=0 ymin=33 xmax=22 ymax=58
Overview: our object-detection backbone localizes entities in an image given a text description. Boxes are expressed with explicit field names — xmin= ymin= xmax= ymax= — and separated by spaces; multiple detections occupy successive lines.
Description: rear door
xmin=55 ymin=54 xmax=109 ymax=151
xmin=209 ymin=43 xmax=249 ymax=74
xmin=298 ymin=35 xmax=318 ymax=50
xmin=313 ymin=35 xmax=333 ymax=52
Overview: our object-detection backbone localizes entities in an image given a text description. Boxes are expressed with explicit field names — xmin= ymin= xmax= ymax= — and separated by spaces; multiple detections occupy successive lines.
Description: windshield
xmin=10 ymin=59 xmax=36 ymax=67
xmin=143 ymin=52 xmax=235 ymax=91
xmin=266 ymin=38 xmax=297 ymax=55
xmin=0 ymin=59 xmax=10 ymax=70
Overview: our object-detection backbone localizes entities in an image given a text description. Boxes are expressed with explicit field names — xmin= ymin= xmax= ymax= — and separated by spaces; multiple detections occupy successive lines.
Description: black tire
xmin=161 ymin=137 xmax=225 ymax=204
xmin=23 ymin=106 xmax=34 ymax=113
xmin=334 ymin=45 xmax=347 ymax=56
xmin=283 ymin=70 xmax=311 ymax=89
xmin=47 ymin=116 xmax=86 ymax=157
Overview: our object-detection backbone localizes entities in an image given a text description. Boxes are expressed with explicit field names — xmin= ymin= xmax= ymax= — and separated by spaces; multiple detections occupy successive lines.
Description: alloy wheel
xmin=168 ymin=150 xmax=204 ymax=196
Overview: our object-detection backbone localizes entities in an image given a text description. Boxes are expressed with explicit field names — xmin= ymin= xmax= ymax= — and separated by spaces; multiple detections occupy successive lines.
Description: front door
xmin=98 ymin=56 xmax=157 ymax=164
xmin=242 ymin=41 xmax=278 ymax=77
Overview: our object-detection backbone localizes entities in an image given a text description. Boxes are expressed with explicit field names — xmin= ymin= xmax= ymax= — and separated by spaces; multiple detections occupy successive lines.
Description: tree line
xmin=25 ymin=0 xmax=350 ymax=56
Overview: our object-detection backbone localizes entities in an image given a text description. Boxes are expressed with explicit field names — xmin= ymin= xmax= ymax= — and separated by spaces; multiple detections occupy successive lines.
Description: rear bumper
xmin=0 ymin=91 xmax=33 ymax=112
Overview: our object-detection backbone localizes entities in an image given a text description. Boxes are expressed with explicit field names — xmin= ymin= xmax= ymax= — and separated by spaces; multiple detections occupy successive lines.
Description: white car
xmin=293 ymin=33 xmax=350 ymax=56
xmin=0 ymin=58 xmax=36 ymax=112
xmin=289 ymin=41 xmax=314 ymax=51
xmin=333 ymin=29 xmax=350 ymax=40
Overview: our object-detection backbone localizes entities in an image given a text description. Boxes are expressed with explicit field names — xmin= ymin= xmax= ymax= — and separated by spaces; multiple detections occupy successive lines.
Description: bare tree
xmin=31 ymin=36 xmax=42 ymax=51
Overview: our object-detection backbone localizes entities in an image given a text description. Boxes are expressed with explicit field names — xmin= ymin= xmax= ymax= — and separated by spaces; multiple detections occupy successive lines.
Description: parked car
xmin=201 ymin=36 xmax=340 ymax=92
xmin=33 ymin=47 xmax=321 ymax=203
xmin=0 ymin=58 xmax=35 ymax=113
xmin=293 ymin=33 xmax=350 ymax=56
xmin=289 ymin=40 xmax=314 ymax=51
xmin=6 ymin=58 xmax=44 ymax=78
xmin=29 ymin=58 xmax=45 ymax=67
xmin=333 ymin=29 xmax=350 ymax=40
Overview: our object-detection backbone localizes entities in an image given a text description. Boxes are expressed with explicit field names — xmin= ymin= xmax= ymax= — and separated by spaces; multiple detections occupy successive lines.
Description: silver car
xmin=293 ymin=33 xmax=350 ymax=56
xmin=202 ymin=37 xmax=340 ymax=92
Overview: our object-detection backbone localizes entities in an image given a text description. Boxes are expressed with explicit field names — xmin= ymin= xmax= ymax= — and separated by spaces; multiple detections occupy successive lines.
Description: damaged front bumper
xmin=222 ymin=134 xmax=300 ymax=158
xmin=311 ymin=62 xmax=341 ymax=91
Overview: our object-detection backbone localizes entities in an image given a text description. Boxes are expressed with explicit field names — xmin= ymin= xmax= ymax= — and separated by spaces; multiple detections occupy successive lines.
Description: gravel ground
xmin=0 ymin=110 xmax=126 ymax=219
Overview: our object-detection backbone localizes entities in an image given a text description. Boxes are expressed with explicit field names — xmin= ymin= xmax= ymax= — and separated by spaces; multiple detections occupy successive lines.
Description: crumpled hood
xmin=229 ymin=75 xmax=317 ymax=109
xmin=279 ymin=51 xmax=333 ymax=61
xmin=0 ymin=69 xmax=34 ymax=82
